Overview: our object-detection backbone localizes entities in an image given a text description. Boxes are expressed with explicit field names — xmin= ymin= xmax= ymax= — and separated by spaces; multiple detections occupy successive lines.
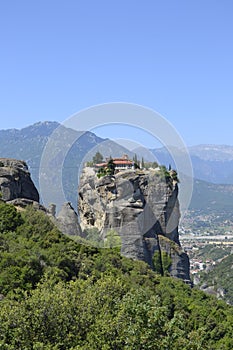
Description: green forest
xmin=0 ymin=201 xmax=233 ymax=349
xmin=199 ymin=251 xmax=233 ymax=305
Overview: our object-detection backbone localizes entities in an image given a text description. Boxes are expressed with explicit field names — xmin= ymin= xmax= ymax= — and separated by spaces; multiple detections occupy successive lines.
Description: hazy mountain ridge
xmin=191 ymin=179 xmax=233 ymax=212
xmin=0 ymin=122 xmax=134 ymax=207
xmin=2 ymin=123 xmax=233 ymax=185
xmin=1 ymin=122 xmax=233 ymax=212
xmin=189 ymin=144 xmax=233 ymax=161
xmin=150 ymin=145 xmax=233 ymax=184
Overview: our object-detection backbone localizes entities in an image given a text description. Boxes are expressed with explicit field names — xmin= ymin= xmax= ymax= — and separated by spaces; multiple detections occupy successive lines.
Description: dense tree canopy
xmin=0 ymin=202 xmax=233 ymax=349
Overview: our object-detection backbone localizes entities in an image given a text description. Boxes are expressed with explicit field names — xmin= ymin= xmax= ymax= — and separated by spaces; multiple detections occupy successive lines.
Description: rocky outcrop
xmin=0 ymin=158 xmax=83 ymax=239
xmin=78 ymin=167 xmax=191 ymax=283
xmin=0 ymin=158 xmax=39 ymax=202
xmin=158 ymin=235 xmax=191 ymax=282
xmin=55 ymin=202 xmax=82 ymax=237
xmin=7 ymin=198 xmax=46 ymax=212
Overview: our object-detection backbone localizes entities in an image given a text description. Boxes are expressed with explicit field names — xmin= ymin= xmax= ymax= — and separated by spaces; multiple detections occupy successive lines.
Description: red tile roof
xmin=96 ymin=158 xmax=133 ymax=167
xmin=114 ymin=160 xmax=133 ymax=165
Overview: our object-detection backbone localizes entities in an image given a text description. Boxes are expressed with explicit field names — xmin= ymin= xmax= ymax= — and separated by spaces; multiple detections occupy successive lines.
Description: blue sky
xmin=0 ymin=0 xmax=233 ymax=146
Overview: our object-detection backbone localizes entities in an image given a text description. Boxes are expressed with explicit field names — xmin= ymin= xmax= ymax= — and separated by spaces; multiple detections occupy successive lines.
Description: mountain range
xmin=1 ymin=121 xmax=233 ymax=213
xmin=0 ymin=122 xmax=134 ymax=208
xmin=147 ymin=145 xmax=233 ymax=185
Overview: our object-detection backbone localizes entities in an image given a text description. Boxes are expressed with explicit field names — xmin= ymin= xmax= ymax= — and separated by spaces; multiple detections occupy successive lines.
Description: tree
xmin=0 ymin=202 xmax=23 ymax=233
xmin=106 ymin=158 xmax=115 ymax=175
xmin=97 ymin=167 xmax=107 ymax=178
xmin=170 ymin=170 xmax=180 ymax=183
xmin=133 ymin=154 xmax=141 ymax=169
xmin=141 ymin=157 xmax=145 ymax=168
xmin=151 ymin=161 xmax=159 ymax=169
xmin=92 ymin=152 xmax=104 ymax=164
xmin=158 ymin=165 xmax=171 ymax=182
xmin=84 ymin=228 xmax=103 ymax=247
xmin=104 ymin=230 xmax=121 ymax=248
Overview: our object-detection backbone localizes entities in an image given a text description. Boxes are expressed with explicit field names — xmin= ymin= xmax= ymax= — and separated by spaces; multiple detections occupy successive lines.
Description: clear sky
xmin=0 ymin=0 xmax=233 ymax=146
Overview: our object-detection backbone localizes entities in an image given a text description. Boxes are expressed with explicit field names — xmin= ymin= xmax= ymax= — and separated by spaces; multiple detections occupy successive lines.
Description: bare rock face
xmin=157 ymin=235 xmax=191 ymax=283
xmin=78 ymin=167 xmax=191 ymax=284
xmin=0 ymin=158 xmax=39 ymax=202
xmin=56 ymin=202 xmax=82 ymax=237
xmin=7 ymin=198 xmax=46 ymax=212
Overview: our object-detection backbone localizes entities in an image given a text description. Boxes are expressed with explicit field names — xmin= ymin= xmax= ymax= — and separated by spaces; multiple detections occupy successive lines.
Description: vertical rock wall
xmin=0 ymin=158 xmax=39 ymax=202
xmin=78 ymin=167 xmax=191 ymax=284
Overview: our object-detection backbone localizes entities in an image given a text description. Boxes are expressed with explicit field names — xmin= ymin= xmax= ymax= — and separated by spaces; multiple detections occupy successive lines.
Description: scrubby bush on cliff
xmin=0 ymin=202 xmax=23 ymax=233
xmin=104 ymin=229 xmax=121 ymax=248
xmin=170 ymin=169 xmax=180 ymax=183
xmin=97 ymin=166 xmax=107 ymax=178
xmin=153 ymin=251 xmax=172 ymax=276
xmin=158 ymin=165 xmax=171 ymax=182
xmin=83 ymin=227 xmax=103 ymax=246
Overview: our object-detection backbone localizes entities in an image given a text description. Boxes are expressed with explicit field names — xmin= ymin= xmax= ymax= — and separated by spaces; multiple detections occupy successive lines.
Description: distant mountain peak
xmin=32 ymin=121 xmax=60 ymax=127
xmin=18 ymin=121 xmax=61 ymax=138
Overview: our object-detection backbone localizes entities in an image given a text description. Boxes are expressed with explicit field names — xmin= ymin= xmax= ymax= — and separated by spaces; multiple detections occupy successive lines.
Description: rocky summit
xmin=78 ymin=167 xmax=191 ymax=283
xmin=0 ymin=158 xmax=39 ymax=202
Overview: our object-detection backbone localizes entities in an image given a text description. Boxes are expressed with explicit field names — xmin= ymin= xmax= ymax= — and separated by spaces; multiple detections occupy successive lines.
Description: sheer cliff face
xmin=55 ymin=202 xmax=83 ymax=237
xmin=78 ymin=167 xmax=191 ymax=283
xmin=0 ymin=158 xmax=39 ymax=202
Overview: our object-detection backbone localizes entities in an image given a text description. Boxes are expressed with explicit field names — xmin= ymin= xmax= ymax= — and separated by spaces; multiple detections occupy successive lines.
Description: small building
xmin=96 ymin=154 xmax=134 ymax=170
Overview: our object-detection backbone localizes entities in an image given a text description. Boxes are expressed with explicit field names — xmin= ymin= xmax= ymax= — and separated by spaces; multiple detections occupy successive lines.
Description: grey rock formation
xmin=158 ymin=235 xmax=191 ymax=282
xmin=0 ymin=158 xmax=39 ymax=202
xmin=56 ymin=202 xmax=82 ymax=237
xmin=7 ymin=198 xmax=46 ymax=212
xmin=48 ymin=203 xmax=56 ymax=217
xmin=0 ymin=158 xmax=83 ymax=240
xmin=78 ymin=167 xmax=191 ymax=283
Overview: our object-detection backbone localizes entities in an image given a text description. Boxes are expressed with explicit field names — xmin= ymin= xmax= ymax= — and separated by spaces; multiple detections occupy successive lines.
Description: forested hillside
xmin=199 ymin=253 xmax=233 ymax=305
xmin=0 ymin=201 xmax=233 ymax=349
